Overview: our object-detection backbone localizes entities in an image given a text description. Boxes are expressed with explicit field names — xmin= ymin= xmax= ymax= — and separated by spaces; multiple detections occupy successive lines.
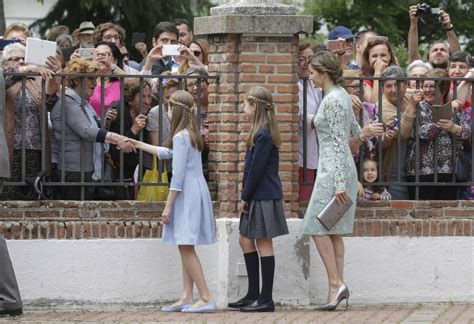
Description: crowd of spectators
xmin=0 ymin=18 xmax=210 ymax=200
xmin=0 ymin=3 xmax=473 ymax=201
xmin=298 ymin=5 xmax=474 ymax=201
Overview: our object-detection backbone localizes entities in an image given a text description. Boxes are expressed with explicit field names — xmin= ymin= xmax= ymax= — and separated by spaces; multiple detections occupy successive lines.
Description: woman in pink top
xmin=88 ymin=41 xmax=125 ymax=116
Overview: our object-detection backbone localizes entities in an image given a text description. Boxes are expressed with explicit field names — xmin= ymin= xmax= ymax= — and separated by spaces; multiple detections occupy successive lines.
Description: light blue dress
xmin=300 ymin=86 xmax=361 ymax=235
xmin=157 ymin=129 xmax=216 ymax=245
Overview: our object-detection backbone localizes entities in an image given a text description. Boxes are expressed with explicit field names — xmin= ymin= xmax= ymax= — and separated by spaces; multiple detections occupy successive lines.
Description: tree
xmin=303 ymin=0 xmax=474 ymax=65
xmin=31 ymin=0 xmax=213 ymax=46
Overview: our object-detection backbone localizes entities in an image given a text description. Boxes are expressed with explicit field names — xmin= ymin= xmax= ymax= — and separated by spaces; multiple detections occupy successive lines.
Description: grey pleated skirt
xmin=239 ymin=199 xmax=289 ymax=239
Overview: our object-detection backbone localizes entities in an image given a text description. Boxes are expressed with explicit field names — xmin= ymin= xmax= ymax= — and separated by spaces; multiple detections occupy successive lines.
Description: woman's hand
xmin=373 ymin=57 xmax=388 ymax=76
xmin=335 ymin=189 xmax=348 ymax=205
xmin=361 ymin=122 xmax=385 ymax=139
xmin=351 ymin=95 xmax=364 ymax=119
xmin=131 ymin=114 xmax=147 ymax=135
xmin=161 ymin=207 xmax=170 ymax=224
xmin=135 ymin=42 xmax=148 ymax=57
xmin=384 ymin=127 xmax=398 ymax=141
xmin=371 ymin=192 xmax=381 ymax=200
xmin=451 ymin=100 xmax=462 ymax=113
xmin=104 ymin=108 xmax=117 ymax=128
xmin=71 ymin=49 xmax=81 ymax=60
xmin=437 ymin=119 xmax=460 ymax=135
xmin=240 ymin=201 xmax=249 ymax=213
xmin=45 ymin=55 xmax=62 ymax=73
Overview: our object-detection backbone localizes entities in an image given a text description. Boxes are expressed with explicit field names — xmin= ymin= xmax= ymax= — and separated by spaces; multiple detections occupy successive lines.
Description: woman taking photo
xmin=300 ymin=51 xmax=383 ymax=311
xmin=130 ymin=90 xmax=216 ymax=313
xmin=406 ymin=68 xmax=469 ymax=200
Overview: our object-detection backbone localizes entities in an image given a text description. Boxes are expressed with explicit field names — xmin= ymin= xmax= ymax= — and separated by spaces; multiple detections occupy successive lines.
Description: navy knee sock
xmin=257 ymin=255 xmax=275 ymax=304
xmin=243 ymin=251 xmax=260 ymax=300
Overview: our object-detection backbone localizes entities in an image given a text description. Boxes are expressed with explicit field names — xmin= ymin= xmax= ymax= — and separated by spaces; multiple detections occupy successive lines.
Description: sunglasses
xmin=7 ymin=56 xmax=24 ymax=62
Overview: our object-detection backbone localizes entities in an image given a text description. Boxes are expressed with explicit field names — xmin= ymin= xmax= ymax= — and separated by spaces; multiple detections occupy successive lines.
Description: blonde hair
xmin=63 ymin=58 xmax=101 ymax=88
xmin=164 ymin=90 xmax=204 ymax=151
xmin=245 ymin=86 xmax=281 ymax=149
xmin=4 ymin=22 xmax=31 ymax=38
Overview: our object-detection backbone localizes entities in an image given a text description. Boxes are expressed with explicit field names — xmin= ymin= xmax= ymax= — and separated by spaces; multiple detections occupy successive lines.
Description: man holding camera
xmin=408 ymin=3 xmax=461 ymax=69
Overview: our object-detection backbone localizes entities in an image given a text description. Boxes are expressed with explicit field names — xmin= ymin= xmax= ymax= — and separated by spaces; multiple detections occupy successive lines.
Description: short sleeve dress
xmin=300 ymin=85 xmax=361 ymax=235
xmin=156 ymin=129 xmax=216 ymax=245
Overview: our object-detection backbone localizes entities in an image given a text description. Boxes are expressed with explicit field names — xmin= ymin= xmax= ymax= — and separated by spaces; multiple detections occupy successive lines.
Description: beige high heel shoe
xmin=316 ymin=283 xmax=350 ymax=311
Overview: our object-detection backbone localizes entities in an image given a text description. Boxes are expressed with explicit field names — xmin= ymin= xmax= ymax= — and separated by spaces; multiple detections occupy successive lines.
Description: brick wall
xmin=207 ymin=34 xmax=300 ymax=218
xmin=1 ymin=201 xmax=472 ymax=239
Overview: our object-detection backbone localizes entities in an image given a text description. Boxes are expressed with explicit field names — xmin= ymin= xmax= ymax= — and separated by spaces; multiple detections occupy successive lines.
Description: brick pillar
xmin=195 ymin=0 xmax=313 ymax=218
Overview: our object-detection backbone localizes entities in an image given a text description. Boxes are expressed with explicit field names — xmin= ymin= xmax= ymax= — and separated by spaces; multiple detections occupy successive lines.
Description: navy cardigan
xmin=241 ymin=128 xmax=283 ymax=202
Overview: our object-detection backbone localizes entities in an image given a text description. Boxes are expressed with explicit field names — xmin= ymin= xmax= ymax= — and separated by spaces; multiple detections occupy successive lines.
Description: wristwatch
xmin=444 ymin=24 xmax=454 ymax=32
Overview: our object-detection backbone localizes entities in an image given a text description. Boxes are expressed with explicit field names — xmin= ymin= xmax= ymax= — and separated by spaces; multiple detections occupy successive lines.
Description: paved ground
xmin=0 ymin=303 xmax=472 ymax=323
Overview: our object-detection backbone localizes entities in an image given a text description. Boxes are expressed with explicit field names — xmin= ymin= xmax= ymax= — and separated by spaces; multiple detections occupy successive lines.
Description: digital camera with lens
xmin=415 ymin=3 xmax=441 ymax=19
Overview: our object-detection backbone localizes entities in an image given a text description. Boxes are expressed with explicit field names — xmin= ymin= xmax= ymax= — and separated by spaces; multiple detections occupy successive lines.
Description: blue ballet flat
xmin=161 ymin=303 xmax=192 ymax=312
xmin=181 ymin=301 xmax=217 ymax=313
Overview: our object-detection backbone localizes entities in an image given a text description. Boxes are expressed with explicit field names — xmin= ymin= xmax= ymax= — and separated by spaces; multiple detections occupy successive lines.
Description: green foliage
xmin=303 ymin=0 xmax=474 ymax=52
xmin=31 ymin=0 xmax=212 ymax=45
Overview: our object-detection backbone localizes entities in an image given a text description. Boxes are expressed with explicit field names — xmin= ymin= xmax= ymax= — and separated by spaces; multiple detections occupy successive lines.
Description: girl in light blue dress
xmin=132 ymin=90 xmax=216 ymax=313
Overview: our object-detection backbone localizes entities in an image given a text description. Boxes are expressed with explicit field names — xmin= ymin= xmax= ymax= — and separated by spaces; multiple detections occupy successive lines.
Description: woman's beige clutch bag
xmin=316 ymin=196 xmax=353 ymax=230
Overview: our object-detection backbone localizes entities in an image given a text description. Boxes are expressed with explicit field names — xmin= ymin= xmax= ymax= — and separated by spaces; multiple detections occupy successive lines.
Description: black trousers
xmin=0 ymin=235 xmax=23 ymax=312
xmin=0 ymin=180 xmax=22 ymax=311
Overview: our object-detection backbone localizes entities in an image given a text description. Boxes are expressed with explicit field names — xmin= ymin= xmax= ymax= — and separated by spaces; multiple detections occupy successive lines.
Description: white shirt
xmin=298 ymin=79 xmax=322 ymax=169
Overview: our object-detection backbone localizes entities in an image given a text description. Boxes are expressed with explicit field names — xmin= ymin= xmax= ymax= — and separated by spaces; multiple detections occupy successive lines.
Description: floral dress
xmin=300 ymin=86 xmax=361 ymax=235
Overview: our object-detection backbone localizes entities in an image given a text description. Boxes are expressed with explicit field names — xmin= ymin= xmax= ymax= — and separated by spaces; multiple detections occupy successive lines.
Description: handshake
xmin=105 ymin=133 xmax=140 ymax=153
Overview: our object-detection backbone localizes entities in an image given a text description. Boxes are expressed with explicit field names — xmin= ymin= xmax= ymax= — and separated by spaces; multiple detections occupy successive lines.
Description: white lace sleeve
xmin=325 ymin=96 xmax=349 ymax=191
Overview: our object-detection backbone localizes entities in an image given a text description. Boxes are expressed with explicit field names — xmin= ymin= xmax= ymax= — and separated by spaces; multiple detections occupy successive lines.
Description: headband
xmin=247 ymin=95 xmax=275 ymax=110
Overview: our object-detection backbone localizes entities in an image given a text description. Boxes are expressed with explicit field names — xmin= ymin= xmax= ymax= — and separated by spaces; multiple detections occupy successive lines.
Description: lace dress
xmin=300 ymin=85 xmax=361 ymax=235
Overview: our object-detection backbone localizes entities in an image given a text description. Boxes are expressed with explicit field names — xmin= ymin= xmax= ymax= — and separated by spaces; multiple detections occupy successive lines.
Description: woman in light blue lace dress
xmin=300 ymin=51 xmax=383 ymax=311
xmin=132 ymin=90 xmax=216 ymax=313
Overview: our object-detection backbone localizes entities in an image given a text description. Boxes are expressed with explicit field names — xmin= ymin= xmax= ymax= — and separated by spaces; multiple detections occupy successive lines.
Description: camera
xmin=415 ymin=3 xmax=441 ymax=19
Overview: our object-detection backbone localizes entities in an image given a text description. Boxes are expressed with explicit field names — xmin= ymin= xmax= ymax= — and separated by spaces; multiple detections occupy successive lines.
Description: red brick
xmin=444 ymin=209 xmax=474 ymax=218
xmin=429 ymin=201 xmax=459 ymax=208
xmin=439 ymin=220 xmax=447 ymax=236
xmin=30 ymin=222 xmax=39 ymax=239
xmin=389 ymin=220 xmax=399 ymax=236
xmin=464 ymin=220 xmax=472 ymax=236
xmin=258 ymin=44 xmax=275 ymax=53
xmin=101 ymin=222 xmax=108 ymax=238
xmin=422 ymin=220 xmax=431 ymax=236
xmin=414 ymin=220 xmax=423 ymax=237
xmin=267 ymin=55 xmax=295 ymax=63
xmin=92 ymin=223 xmax=100 ymax=238
xmin=240 ymin=74 xmax=265 ymax=82
xmin=239 ymin=64 xmax=257 ymax=73
xmin=83 ymin=223 xmax=91 ymax=239
xmin=259 ymin=65 xmax=275 ymax=73
xmin=413 ymin=209 xmax=443 ymax=218
xmin=268 ymin=75 xmax=298 ymax=83
xmin=240 ymin=54 xmax=265 ymax=63
xmin=454 ymin=220 xmax=464 ymax=236
xmin=407 ymin=221 xmax=415 ymax=237
xmin=373 ymin=220 xmax=382 ymax=236
xmin=391 ymin=201 xmax=413 ymax=209
xmin=447 ymin=220 xmax=455 ymax=236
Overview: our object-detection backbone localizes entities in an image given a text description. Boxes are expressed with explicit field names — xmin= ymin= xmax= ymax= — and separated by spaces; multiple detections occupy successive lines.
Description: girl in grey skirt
xmin=228 ymin=86 xmax=289 ymax=312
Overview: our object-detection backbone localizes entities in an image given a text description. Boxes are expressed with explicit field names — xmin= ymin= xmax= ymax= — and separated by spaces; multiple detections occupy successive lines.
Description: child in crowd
xmin=228 ymin=86 xmax=289 ymax=312
xmin=130 ymin=90 xmax=216 ymax=313
xmin=358 ymin=158 xmax=391 ymax=201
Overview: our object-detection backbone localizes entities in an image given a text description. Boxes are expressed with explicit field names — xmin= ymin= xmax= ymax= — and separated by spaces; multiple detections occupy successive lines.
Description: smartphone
xmin=388 ymin=118 xmax=399 ymax=130
xmin=131 ymin=32 xmax=146 ymax=46
xmin=79 ymin=48 xmax=96 ymax=60
xmin=162 ymin=44 xmax=180 ymax=56
xmin=326 ymin=39 xmax=345 ymax=52
xmin=0 ymin=39 xmax=20 ymax=51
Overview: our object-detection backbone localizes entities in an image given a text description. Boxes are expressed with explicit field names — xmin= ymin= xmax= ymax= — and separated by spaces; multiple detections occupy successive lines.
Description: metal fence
xmin=299 ymin=75 xmax=474 ymax=200
xmin=1 ymin=72 xmax=218 ymax=200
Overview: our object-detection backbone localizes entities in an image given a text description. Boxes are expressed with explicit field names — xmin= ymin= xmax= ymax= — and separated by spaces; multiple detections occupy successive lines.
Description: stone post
xmin=195 ymin=0 xmax=313 ymax=218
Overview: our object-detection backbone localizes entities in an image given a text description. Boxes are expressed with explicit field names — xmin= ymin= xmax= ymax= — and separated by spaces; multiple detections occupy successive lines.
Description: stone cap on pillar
xmin=195 ymin=0 xmax=313 ymax=36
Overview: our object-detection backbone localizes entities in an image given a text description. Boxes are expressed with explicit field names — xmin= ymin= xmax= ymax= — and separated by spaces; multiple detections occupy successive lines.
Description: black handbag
xmin=455 ymin=149 xmax=471 ymax=183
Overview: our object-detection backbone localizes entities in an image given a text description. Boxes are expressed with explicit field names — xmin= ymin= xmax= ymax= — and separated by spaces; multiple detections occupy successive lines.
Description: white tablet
xmin=25 ymin=37 xmax=57 ymax=67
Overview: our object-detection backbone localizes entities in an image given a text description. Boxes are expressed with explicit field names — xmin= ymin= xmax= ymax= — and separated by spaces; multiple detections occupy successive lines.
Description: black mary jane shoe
xmin=228 ymin=297 xmax=255 ymax=309
xmin=0 ymin=308 xmax=23 ymax=316
xmin=240 ymin=300 xmax=275 ymax=312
